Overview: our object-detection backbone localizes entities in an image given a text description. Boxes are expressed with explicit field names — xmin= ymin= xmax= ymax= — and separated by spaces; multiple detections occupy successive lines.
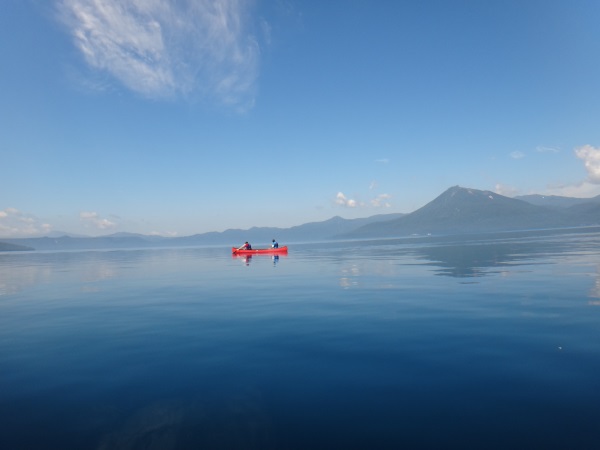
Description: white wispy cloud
xmin=536 ymin=145 xmax=560 ymax=153
xmin=375 ymin=158 xmax=389 ymax=164
xmin=510 ymin=151 xmax=525 ymax=159
xmin=370 ymin=194 xmax=392 ymax=207
xmin=575 ymin=144 xmax=600 ymax=184
xmin=57 ymin=0 xmax=260 ymax=109
xmin=0 ymin=208 xmax=52 ymax=237
xmin=335 ymin=192 xmax=392 ymax=208
xmin=335 ymin=192 xmax=358 ymax=208
xmin=80 ymin=211 xmax=117 ymax=230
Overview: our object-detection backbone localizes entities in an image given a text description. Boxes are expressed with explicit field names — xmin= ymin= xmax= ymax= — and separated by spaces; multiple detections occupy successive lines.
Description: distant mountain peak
xmin=425 ymin=186 xmax=510 ymax=213
xmin=445 ymin=185 xmax=494 ymax=197
xmin=344 ymin=185 xmax=576 ymax=238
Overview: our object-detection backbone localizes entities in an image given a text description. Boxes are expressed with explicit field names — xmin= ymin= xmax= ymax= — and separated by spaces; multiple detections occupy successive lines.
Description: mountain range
xmin=2 ymin=186 xmax=600 ymax=251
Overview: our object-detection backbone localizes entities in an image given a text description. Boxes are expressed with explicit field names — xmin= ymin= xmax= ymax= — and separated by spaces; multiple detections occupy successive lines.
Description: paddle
xmin=234 ymin=243 xmax=251 ymax=253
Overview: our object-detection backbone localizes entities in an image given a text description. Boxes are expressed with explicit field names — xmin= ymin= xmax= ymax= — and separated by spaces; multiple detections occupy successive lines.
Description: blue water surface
xmin=1 ymin=230 xmax=600 ymax=449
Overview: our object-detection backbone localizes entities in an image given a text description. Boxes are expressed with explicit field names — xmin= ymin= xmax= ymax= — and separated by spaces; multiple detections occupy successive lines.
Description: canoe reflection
xmin=232 ymin=254 xmax=286 ymax=266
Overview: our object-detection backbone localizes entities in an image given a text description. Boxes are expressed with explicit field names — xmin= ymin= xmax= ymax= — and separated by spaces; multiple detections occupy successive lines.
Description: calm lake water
xmin=2 ymin=230 xmax=600 ymax=449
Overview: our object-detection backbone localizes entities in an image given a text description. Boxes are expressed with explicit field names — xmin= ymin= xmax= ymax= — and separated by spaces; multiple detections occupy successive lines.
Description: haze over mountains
xmin=3 ymin=186 xmax=600 ymax=251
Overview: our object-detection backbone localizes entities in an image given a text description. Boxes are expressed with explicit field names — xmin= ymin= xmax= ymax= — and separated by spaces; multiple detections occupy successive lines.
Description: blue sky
xmin=1 ymin=0 xmax=600 ymax=238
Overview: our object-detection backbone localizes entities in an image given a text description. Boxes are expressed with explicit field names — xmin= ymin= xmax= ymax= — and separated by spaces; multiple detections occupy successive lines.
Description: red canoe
xmin=232 ymin=246 xmax=288 ymax=255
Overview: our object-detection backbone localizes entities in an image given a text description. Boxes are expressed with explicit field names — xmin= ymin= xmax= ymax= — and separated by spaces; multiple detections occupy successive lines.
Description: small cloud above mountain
xmin=0 ymin=208 xmax=51 ymax=238
xmin=335 ymin=192 xmax=358 ymax=208
xmin=80 ymin=211 xmax=117 ymax=231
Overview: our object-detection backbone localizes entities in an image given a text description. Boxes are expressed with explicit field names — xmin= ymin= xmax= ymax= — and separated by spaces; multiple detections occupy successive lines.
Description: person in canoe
xmin=238 ymin=241 xmax=252 ymax=250
xmin=271 ymin=239 xmax=279 ymax=248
